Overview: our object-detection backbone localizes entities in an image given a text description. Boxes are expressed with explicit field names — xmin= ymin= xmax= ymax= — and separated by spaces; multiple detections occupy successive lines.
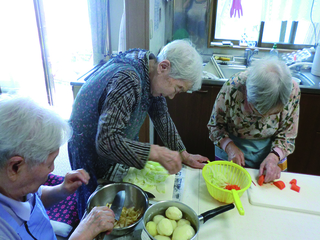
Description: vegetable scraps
xmin=122 ymin=162 xmax=169 ymax=193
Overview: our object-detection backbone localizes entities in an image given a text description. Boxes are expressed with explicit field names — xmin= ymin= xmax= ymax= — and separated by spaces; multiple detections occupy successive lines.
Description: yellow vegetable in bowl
xmin=154 ymin=236 xmax=171 ymax=240
xmin=146 ymin=221 xmax=158 ymax=237
xmin=172 ymin=225 xmax=195 ymax=240
xmin=145 ymin=206 xmax=196 ymax=240
xmin=165 ymin=206 xmax=182 ymax=220
xmin=169 ymin=219 xmax=177 ymax=231
xmin=157 ymin=218 xmax=173 ymax=236
xmin=153 ymin=215 xmax=165 ymax=225
xmin=177 ymin=219 xmax=190 ymax=227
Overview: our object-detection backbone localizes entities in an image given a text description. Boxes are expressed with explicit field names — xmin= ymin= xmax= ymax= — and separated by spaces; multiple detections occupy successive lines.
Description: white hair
xmin=0 ymin=95 xmax=71 ymax=168
xmin=157 ymin=39 xmax=203 ymax=91
xmin=246 ymin=58 xmax=293 ymax=115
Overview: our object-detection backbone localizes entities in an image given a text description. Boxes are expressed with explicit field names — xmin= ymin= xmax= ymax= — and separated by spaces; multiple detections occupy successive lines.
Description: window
xmin=0 ymin=0 xmax=93 ymax=119
xmin=209 ymin=0 xmax=320 ymax=49
xmin=35 ymin=0 xmax=93 ymax=119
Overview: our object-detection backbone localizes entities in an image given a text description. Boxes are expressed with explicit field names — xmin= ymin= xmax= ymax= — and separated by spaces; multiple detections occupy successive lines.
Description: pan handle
xmin=199 ymin=203 xmax=235 ymax=224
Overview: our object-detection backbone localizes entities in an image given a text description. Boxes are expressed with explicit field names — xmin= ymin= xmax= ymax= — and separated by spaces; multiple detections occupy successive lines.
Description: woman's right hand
xmin=149 ymin=145 xmax=182 ymax=174
xmin=225 ymin=142 xmax=245 ymax=166
xmin=69 ymin=206 xmax=115 ymax=240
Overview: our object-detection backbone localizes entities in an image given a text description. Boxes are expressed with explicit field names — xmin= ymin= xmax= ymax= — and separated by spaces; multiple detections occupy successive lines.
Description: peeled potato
xmin=165 ymin=206 xmax=182 ymax=220
xmin=153 ymin=215 xmax=165 ymax=225
xmin=172 ymin=225 xmax=195 ymax=240
xmin=146 ymin=221 xmax=157 ymax=237
xmin=157 ymin=218 xmax=173 ymax=236
xmin=169 ymin=219 xmax=177 ymax=231
xmin=154 ymin=235 xmax=171 ymax=240
xmin=177 ymin=219 xmax=191 ymax=227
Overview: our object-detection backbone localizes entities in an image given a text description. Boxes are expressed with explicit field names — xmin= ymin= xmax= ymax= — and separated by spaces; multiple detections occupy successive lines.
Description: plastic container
xmin=202 ymin=161 xmax=251 ymax=215
xmin=270 ymin=43 xmax=279 ymax=58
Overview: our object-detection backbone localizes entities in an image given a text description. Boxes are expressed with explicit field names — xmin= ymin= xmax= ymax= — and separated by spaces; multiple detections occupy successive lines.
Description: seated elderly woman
xmin=208 ymin=58 xmax=301 ymax=183
xmin=0 ymin=96 xmax=115 ymax=240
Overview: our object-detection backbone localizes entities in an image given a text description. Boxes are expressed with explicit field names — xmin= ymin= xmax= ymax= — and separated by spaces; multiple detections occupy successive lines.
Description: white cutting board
xmin=246 ymin=168 xmax=320 ymax=215
xmin=146 ymin=174 xmax=175 ymax=201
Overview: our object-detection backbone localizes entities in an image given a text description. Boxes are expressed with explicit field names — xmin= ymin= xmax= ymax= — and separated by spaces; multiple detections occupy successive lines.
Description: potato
xmin=165 ymin=206 xmax=182 ymax=220
xmin=154 ymin=235 xmax=171 ymax=240
xmin=157 ymin=218 xmax=173 ymax=236
xmin=170 ymin=219 xmax=177 ymax=230
xmin=172 ymin=225 xmax=195 ymax=240
xmin=177 ymin=219 xmax=191 ymax=227
xmin=146 ymin=221 xmax=157 ymax=237
xmin=153 ymin=215 xmax=165 ymax=225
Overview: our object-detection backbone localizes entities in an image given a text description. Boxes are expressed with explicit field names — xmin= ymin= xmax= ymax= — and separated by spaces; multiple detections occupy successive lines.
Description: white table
xmin=181 ymin=167 xmax=320 ymax=240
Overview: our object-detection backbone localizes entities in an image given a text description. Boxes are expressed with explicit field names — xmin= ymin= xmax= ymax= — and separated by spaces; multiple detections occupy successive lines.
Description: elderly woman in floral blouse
xmin=208 ymin=58 xmax=300 ymax=183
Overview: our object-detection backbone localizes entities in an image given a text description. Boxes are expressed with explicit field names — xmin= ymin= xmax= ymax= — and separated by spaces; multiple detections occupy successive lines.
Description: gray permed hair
xmin=246 ymin=58 xmax=293 ymax=115
xmin=0 ymin=95 xmax=72 ymax=168
xmin=157 ymin=39 xmax=203 ymax=91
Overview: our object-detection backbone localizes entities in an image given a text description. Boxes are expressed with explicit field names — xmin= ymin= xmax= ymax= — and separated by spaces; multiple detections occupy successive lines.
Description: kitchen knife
xmin=110 ymin=190 xmax=126 ymax=221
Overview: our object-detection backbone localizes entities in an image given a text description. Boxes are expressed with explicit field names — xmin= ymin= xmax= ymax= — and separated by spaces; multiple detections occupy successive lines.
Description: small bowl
xmin=86 ymin=182 xmax=149 ymax=237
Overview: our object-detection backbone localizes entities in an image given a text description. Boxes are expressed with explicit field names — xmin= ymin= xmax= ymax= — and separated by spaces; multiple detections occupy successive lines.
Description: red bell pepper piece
xmin=225 ymin=184 xmax=241 ymax=190
xmin=289 ymin=179 xmax=297 ymax=185
xmin=258 ymin=175 xmax=265 ymax=186
xmin=291 ymin=184 xmax=300 ymax=193
xmin=273 ymin=181 xmax=286 ymax=190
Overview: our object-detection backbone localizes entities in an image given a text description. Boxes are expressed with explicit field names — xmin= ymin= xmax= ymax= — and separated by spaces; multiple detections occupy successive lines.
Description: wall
xmin=149 ymin=0 xmax=173 ymax=55
xmin=109 ymin=0 xmax=174 ymax=54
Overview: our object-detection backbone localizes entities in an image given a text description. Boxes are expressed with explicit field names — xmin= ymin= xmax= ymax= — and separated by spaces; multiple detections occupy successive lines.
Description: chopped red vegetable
xmin=258 ymin=175 xmax=265 ymax=186
xmin=289 ymin=179 xmax=297 ymax=185
xmin=273 ymin=181 xmax=286 ymax=190
xmin=225 ymin=184 xmax=241 ymax=190
xmin=291 ymin=184 xmax=300 ymax=193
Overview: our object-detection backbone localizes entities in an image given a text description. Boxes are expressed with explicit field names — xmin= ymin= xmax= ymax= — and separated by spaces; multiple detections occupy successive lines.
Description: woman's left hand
xmin=61 ymin=169 xmax=90 ymax=195
xmin=259 ymin=154 xmax=281 ymax=183
xmin=180 ymin=151 xmax=209 ymax=169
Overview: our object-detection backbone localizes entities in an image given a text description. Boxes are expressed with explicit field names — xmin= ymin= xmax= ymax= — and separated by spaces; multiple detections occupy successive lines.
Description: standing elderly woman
xmin=0 ymin=96 xmax=115 ymax=240
xmin=208 ymin=58 xmax=300 ymax=183
xmin=68 ymin=39 xmax=209 ymax=218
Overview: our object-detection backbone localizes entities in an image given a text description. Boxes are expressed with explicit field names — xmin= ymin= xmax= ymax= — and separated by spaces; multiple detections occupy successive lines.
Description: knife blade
xmin=110 ymin=190 xmax=126 ymax=221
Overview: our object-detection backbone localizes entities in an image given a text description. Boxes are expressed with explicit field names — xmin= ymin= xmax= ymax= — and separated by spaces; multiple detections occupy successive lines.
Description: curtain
xmin=260 ymin=0 xmax=320 ymax=22
xmin=87 ymin=0 xmax=111 ymax=65
xmin=118 ymin=0 xmax=126 ymax=53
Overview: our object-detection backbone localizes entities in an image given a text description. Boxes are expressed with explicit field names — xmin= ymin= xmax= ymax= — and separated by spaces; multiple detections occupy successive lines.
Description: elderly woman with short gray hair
xmin=208 ymin=58 xmax=300 ymax=183
xmin=0 ymin=96 xmax=115 ymax=240
xmin=68 ymin=39 xmax=209 ymax=219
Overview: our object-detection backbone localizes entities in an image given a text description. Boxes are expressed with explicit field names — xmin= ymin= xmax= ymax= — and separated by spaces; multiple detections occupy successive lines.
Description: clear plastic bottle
xmin=270 ymin=43 xmax=279 ymax=58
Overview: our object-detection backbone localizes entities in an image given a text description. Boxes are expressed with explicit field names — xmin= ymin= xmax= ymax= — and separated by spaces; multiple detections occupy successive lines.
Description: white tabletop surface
xmin=181 ymin=167 xmax=320 ymax=240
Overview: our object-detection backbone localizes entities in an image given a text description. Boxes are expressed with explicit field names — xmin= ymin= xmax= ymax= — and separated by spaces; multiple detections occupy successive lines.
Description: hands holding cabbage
xmin=123 ymin=147 xmax=209 ymax=193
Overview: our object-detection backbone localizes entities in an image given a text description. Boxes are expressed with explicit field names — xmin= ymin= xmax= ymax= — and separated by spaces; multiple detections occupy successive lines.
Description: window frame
xmin=207 ymin=0 xmax=314 ymax=50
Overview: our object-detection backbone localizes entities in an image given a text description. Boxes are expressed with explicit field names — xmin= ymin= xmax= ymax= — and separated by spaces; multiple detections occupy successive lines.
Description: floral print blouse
xmin=208 ymin=71 xmax=301 ymax=158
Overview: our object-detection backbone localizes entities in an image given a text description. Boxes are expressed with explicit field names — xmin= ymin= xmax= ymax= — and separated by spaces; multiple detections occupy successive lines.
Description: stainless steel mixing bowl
xmin=86 ymin=182 xmax=149 ymax=238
